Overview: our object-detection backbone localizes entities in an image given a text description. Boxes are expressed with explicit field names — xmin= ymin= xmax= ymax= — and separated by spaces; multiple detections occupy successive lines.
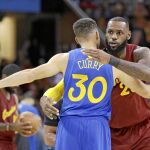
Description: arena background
xmin=0 ymin=0 xmax=150 ymax=149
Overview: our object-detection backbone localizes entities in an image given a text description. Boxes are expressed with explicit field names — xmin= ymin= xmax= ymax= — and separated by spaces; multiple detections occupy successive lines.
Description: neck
xmin=80 ymin=42 xmax=97 ymax=49
xmin=117 ymin=47 xmax=126 ymax=59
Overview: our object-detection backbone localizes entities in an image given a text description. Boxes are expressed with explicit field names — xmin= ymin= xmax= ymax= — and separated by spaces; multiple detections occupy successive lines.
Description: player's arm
xmin=109 ymin=47 xmax=150 ymax=82
xmin=82 ymin=47 xmax=150 ymax=82
xmin=40 ymin=80 xmax=64 ymax=119
xmin=43 ymin=116 xmax=59 ymax=147
xmin=0 ymin=53 xmax=68 ymax=88
xmin=0 ymin=122 xmax=32 ymax=136
xmin=44 ymin=79 xmax=64 ymax=103
xmin=0 ymin=93 xmax=32 ymax=134
xmin=113 ymin=67 xmax=150 ymax=98
xmin=44 ymin=125 xmax=56 ymax=147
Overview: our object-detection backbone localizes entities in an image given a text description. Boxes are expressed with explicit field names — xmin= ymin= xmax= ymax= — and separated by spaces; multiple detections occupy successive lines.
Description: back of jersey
xmin=61 ymin=48 xmax=114 ymax=120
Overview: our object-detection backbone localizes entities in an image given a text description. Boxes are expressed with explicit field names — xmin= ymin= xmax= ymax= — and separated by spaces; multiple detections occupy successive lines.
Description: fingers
xmin=82 ymin=49 xmax=99 ymax=53
xmin=44 ymin=107 xmax=58 ymax=120
xmin=82 ymin=49 xmax=100 ymax=59
xmin=88 ymin=57 xmax=99 ymax=62
xmin=19 ymin=122 xmax=33 ymax=136
xmin=47 ymin=104 xmax=59 ymax=115
xmin=46 ymin=113 xmax=57 ymax=120
xmin=21 ymin=132 xmax=32 ymax=137
xmin=40 ymin=96 xmax=59 ymax=119
xmin=44 ymin=104 xmax=59 ymax=115
xmin=22 ymin=122 xmax=33 ymax=133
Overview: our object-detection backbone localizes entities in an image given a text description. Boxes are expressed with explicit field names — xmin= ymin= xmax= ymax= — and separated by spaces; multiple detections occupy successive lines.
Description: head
xmin=105 ymin=17 xmax=131 ymax=56
xmin=2 ymin=64 xmax=21 ymax=93
xmin=73 ymin=18 xmax=100 ymax=48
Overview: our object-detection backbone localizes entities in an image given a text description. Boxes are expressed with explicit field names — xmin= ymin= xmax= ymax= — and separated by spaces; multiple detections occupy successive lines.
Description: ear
xmin=127 ymin=30 xmax=131 ymax=40
xmin=96 ymin=31 xmax=99 ymax=40
xmin=75 ymin=37 xmax=79 ymax=45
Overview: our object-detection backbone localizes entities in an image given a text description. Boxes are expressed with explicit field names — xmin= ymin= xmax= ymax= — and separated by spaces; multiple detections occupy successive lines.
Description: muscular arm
xmin=40 ymin=80 xmax=64 ymax=119
xmin=109 ymin=47 xmax=150 ymax=82
xmin=44 ymin=79 xmax=64 ymax=103
xmin=0 ymin=53 xmax=68 ymax=88
xmin=113 ymin=67 xmax=150 ymax=98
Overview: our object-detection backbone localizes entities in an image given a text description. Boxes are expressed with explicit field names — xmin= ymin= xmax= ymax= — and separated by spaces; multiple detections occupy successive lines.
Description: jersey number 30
xmin=68 ymin=74 xmax=107 ymax=103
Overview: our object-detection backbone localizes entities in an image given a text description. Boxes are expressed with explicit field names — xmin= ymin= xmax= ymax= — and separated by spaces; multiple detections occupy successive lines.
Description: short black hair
xmin=2 ymin=64 xmax=21 ymax=76
xmin=73 ymin=18 xmax=98 ymax=38
xmin=109 ymin=17 xmax=129 ymax=29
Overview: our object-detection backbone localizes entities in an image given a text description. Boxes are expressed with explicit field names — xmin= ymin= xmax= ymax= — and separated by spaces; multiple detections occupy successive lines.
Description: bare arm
xmin=44 ymin=125 xmax=56 ymax=147
xmin=0 ymin=122 xmax=33 ymax=136
xmin=82 ymin=47 xmax=150 ymax=82
xmin=0 ymin=53 xmax=68 ymax=88
xmin=40 ymin=80 xmax=64 ymax=119
xmin=109 ymin=47 xmax=150 ymax=82
xmin=113 ymin=67 xmax=150 ymax=98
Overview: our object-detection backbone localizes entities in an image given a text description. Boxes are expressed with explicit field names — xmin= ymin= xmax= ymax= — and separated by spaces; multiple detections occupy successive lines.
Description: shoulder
xmin=133 ymin=46 xmax=150 ymax=62
xmin=134 ymin=46 xmax=149 ymax=53
xmin=52 ymin=53 xmax=68 ymax=58
xmin=49 ymin=53 xmax=69 ymax=62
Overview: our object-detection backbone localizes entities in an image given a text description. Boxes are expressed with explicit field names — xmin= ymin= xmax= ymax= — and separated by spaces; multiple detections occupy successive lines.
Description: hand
xmin=40 ymin=96 xmax=59 ymax=120
xmin=82 ymin=49 xmax=111 ymax=64
xmin=10 ymin=121 xmax=32 ymax=136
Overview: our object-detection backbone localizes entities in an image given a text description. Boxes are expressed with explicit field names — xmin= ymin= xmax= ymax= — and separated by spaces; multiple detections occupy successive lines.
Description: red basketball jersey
xmin=110 ymin=44 xmax=150 ymax=128
xmin=0 ymin=90 xmax=17 ymax=142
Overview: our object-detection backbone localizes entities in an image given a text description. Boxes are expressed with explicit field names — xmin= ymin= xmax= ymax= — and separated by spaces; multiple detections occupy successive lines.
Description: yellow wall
xmin=0 ymin=15 xmax=16 ymax=62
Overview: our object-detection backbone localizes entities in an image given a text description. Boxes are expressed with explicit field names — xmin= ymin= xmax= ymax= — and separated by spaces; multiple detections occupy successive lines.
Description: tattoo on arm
xmin=109 ymin=55 xmax=150 ymax=82
xmin=109 ymin=56 xmax=120 ymax=67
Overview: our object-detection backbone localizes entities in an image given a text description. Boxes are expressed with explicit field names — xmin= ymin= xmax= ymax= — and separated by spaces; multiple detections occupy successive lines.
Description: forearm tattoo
xmin=109 ymin=55 xmax=150 ymax=82
xmin=109 ymin=56 xmax=120 ymax=67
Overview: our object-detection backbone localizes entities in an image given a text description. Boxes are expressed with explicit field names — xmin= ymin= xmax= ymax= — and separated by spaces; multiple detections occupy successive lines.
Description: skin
xmin=82 ymin=20 xmax=150 ymax=82
xmin=0 ymin=19 xmax=150 ymax=117
xmin=0 ymin=74 xmax=32 ymax=136
xmin=44 ymin=125 xmax=56 ymax=147
xmin=40 ymin=20 xmax=150 ymax=120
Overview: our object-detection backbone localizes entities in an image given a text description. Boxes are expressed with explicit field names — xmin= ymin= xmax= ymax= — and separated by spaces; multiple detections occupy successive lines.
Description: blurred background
xmin=0 ymin=0 xmax=150 ymax=149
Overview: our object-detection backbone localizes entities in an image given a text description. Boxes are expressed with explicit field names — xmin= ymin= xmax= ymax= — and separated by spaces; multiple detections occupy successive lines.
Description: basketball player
xmin=0 ymin=64 xmax=32 ymax=150
xmin=41 ymin=17 xmax=150 ymax=150
xmin=82 ymin=17 xmax=150 ymax=150
xmin=0 ymin=18 xmax=150 ymax=150
xmin=43 ymin=100 xmax=62 ymax=150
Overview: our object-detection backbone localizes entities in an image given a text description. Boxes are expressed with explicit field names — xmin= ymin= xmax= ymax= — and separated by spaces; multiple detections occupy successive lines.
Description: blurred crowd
xmin=79 ymin=0 xmax=150 ymax=47
xmin=0 ymin=0 xmax=150 ymax=149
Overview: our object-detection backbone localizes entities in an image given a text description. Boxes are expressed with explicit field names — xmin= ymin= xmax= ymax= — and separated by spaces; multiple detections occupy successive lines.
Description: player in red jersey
xmin=0 ymin=64 xmax=32 ymax=150
xmin=41 ymin=17 xmax=150 ymax=150
xmin=82 ymin=17 xmax=150 ymax=150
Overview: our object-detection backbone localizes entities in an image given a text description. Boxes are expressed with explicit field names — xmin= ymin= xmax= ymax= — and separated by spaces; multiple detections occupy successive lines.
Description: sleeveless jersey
xmin=110 ymin=44 xmax=150 ymax=128
xmin=61 ymin=48 xmax=114 ymax=120
xmin=0 ymin=90 xmax=17 ymax=142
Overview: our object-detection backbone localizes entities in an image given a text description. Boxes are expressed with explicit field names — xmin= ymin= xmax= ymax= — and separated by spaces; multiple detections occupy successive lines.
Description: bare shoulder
xmin=133 ymin=46 xmax=150 ymax=62
xmin=48 ymin=53 xmax=69 ymax=63
xmin=48 ymin=53 xmax=69 ymax=73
